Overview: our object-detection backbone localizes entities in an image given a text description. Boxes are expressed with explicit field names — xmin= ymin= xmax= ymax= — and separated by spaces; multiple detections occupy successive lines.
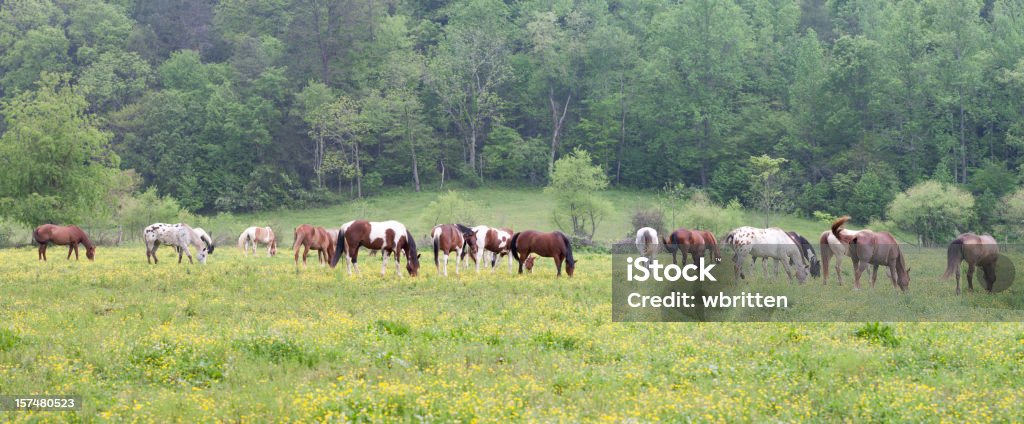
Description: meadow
xmin=2 ymin=242 xmax=1024 ymax=422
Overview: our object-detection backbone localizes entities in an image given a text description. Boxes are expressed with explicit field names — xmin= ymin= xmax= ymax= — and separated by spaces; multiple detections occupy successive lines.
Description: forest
xmin=1 ymin=0 xmax=1024 ymax=236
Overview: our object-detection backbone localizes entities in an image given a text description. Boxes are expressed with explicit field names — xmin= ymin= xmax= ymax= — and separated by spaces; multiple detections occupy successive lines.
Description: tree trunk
xmin=354 ymin=142 xmax=362 ymax=198
xmin=615 ymin=76 xmax=626 ymax=185
xmin=406 ymin=108 xmax=420 ymax=192
xmin=700 ymin=114 xmax=709 ymax=187
xmin=548 ymin=88 xmax=572 ymax=176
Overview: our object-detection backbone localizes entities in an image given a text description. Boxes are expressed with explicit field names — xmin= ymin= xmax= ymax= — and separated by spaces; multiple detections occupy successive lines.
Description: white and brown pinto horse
xmin=463 ymin=225 xmax=514 ymax=272
xmin=144 ymin=223 xmax=213 ymax=264
xmin=831 ymin=216 xmax=910 ymax=291
xmin=329 ymin=220 xmax=421 ymax=277
xmin=819 ymin=228 xmax=860 ymax=285
xmin=635 ymin=227 xmax=659 ymax=260
xmin=510 ymin=230 xmax=576 ymax=277
xmin=238 ymin=226 xmax=277 ymax=256
xmin=33 ymin=224 xmax=96 ymax=261
xmin=943 ymin=233 xmax=999 ymax=294
xmin=431 ymin=224 xmax=476 ymax=276
xmin=725 ymin=226 xmax=809 ymax=283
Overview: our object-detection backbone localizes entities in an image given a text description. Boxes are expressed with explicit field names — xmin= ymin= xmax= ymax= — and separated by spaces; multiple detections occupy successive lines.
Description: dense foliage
xmin=1 ymin=0 xmax=1023 ymax=227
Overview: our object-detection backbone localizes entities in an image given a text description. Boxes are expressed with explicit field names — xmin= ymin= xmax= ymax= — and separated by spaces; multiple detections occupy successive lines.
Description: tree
xmin=888 ymin=180 xmax=975 ymax=246
xmin=0 ymin=73 xmax=121 ymax=225
xmin=545 ymin=149 xmax=611 ymax=240
xmin=749 ymin=155 xmax=788 ymax=227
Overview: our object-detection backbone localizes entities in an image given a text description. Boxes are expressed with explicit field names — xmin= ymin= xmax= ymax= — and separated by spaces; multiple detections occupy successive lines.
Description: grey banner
xmin=612 ymin=243 xmax=1022 ymax=322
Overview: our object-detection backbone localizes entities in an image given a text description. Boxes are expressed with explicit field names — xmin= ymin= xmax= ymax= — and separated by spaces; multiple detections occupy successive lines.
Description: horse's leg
xmin=381 ymin=250 xmax=389 ymax=277
xmin=302 ymin=246 xmax=310 ymax=266
xmin=555 ymin=254 xmax=563 ymax=277
xmin=967 ymin=263 xmax=976 ymax=292
xmin=888 ymin=265 xmax=898 ymax=289
xmin=66 ymin=244 xmax=73 ymax=260
xmin=780 ymin=257 xmax=794 ymax=283
xmin=517 ymin=249 xmax=527 ymax=274
xmin=394 ymin=250 xmax=403 ymax=278
xmin=853 ymin=260 xmax=866 ymax=290
xmin=870 ymin=264 xmax=879 ymax=288
xmin=955 ymin=263 xmax=962 ymax=295
xmin=454 ymin=247 xmax=461 ymax=275
xmin=442 ymin=249 xmax=449 ymax=276
xmin=506 ymin=252 xmax=513 ymax=273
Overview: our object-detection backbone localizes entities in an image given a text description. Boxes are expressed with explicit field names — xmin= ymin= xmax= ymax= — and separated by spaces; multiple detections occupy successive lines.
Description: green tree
xmin=0 ymin=73 xmax=120 ymax=225
xmin=888 ymin=180 xmax=975 ymax=246
xmin=545 ymin=148 xmax=611 ymax=240
xmin=749 ymin=155 xmax=788 ymax=227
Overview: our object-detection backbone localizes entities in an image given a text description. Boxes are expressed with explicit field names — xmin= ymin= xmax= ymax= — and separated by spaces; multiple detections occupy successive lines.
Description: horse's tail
xmin=831 ymin=216 xmax=853 ymax=244
xmin=432 ymin=228 xmax=440 ymax=268
xmin=662 ymin=235 xmax=676 ymax=253
xmin=510 ymin=232 xmax=522 ymax=263
xmin=560 ymin=232 xmax=576 ymax=265
xmin=238 ymin=231 xmax=248 ymax=251
xmin=201 ymin=233 xmax=214 ymax=254
xmin=943 ymin=238 xmax=964 ymax=280
xmin=31 ymin=227 xmax=44 ymax=245
xmin=329 ymin=227 xmax=345 ymax=268
xmin=706 ymin=232 xmax=721 ymax=260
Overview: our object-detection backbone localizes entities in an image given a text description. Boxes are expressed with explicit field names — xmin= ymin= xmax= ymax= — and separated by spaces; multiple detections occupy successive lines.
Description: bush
xmin=679 ymin=191 xmax=744 ymax=236
xmin=546 ymin=149 xmax=611 ymax=240
xmin=888 ymin=180 xmax=974 ymax=246
xmin=116 ymin=188 xmax=190 ymax=242
xmin=630 ymin=207 xmax=665 ymax=236
xmin=854 ymin=322 xmax=901 ymax=348
xmin=420 ymin=191 xmax=481 ymax=229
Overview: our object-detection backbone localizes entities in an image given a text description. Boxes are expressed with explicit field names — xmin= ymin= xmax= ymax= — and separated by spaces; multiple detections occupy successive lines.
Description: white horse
xmin=635 ymin=227 xmax=659 ymax=259
xmin=238 ymin=226 xmax=278 ymax=256
xmin=819 ymin=229 xmax=859 ymax=285
xmin=463 ymin=225 xmax=514 ymax=272
xmin=145 ymin=223 xmax=213 ymax=264
xmin=725 ymin=226 xmax=809 ymax=283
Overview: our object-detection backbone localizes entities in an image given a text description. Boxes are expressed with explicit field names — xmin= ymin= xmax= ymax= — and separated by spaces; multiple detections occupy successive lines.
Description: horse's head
xmin=566 ymin=258 xmax=576 ymax=277
xmin=268 ymin=240 xmax=277 ymax=256
xmin=795 ymin=263 xmax=809 ymax=284
xmin=460 ymin=226 xmax=478 ymax=249
xmin=897 ymin=266 xmax=911 ymax=291
xmin=197 ymin=248 xmax=209 ymax=264
xmin=524 ymin=256 xmax=535 ymax=272
xmin=86 ymin=246 xmax=96 ymax=261
xmin=406 ymin=253 xmax=421 ymax=276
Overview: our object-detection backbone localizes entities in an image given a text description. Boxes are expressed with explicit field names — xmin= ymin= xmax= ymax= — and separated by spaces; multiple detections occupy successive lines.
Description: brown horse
xmin=819 ymin=228 xmax=859 ymax=285
xmin=693 ymin=229 xmax=721 ymax=261
xmin=329 ymin=220 xmax=421 ymax=277
xmin=293 ymin=224 xmax=334 ymax=266
xmin=462 ymin=226 xmax=514 ymax=272
xmin=431 ymin=224 xmax=476 ymax=276
xmin=33 ymin=224 xmax=95 ymax=261
xmin=943 ymin=233 xmax=999 ymax=294
xmin=662 ymin=228 xmax=705 ymax=266
xmin=832 ymin=216 xmax=911 ymax=291
xmin=510 ymin=230 xmax=575 ymax=277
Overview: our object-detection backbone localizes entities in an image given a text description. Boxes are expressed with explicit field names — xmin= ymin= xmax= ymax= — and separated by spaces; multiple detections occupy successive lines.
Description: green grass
xmin=1 ymin=245 xmax=1023 ymax=421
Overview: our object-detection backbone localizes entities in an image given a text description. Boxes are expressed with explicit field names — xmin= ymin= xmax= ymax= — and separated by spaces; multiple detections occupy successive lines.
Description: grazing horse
xmin=293 ymin=224 xmax=334 ymax=266
xmin=329 ymin=220 xmax=421 ymax=277
xmin=176 ymin=227 xmax=216 ymax=259
xmin=819 ymin=228 xmax=860 ymax=285
xmin=510 ymin=230 xmax=575 ymax=277
xmin=463 ymin=226 xmax=514 ymax=272
xmin=635 ymin=227 xmax=659 ymax=260
xmin=144 ymin=223 xmax=212 ymax=264
xmin=32 ymin=224 xmax=96 ymax=261
xmin=662 ymin=228 xmax=705 ymax=266
xmin=786 ymin=231 xmax=820 ymax=278
xmin=831 ymin=216 xmax=911 ymax=291
xmin=431 ymin=224 xmax=476 ymax=276
xmin=693 ymin=229 xmax=722 ymax=261
xmin=943 ymin=233 xmax=999 ymax=294
xmin=725 ymin=226 xmax=809 ymax=283
xmin=238 ymin=226 xmax=277 ymax=256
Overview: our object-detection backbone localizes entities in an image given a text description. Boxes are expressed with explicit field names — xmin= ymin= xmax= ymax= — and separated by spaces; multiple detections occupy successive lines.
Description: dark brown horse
xmin=294 ymin=224 xmax=335 ymax=266
xmin=33 ymin=224 xmax=95 ymax=261
xmin=329 ymin=220 xmax=420 ymax=277
xmin=510 ymin=230 xmax=575 ymax=277
xmin=832 ymin=216 xmax=911 ymax=291
xmin=431 ymin=224 xmax=476 ymax=276
xmin=662 ymin=228 xmax=705 ymax=266
xmin=693 ymin=229 xmax=721 ymax=261
xmin=943 ymin=233 xmax=999 ymax=294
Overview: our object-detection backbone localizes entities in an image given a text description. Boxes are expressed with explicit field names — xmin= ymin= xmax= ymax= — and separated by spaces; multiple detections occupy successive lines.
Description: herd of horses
xmin=636 ymin=216 xmax=1001 ymax=294
xmin=29 ymin=215 xmax=1001 ymax=293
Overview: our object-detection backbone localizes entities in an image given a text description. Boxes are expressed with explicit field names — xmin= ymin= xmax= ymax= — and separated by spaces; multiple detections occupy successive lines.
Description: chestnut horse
xmin=819 ymin=228 xmax=860 ymax=285
xmin=293 ymin=224 xmax=334 ymax=266
xmin=662 ymin=228 xmax=705 ymax=266
xmin=943 ymin=233 xmax=999 ymax=294
xmin=33 ymin=224 xmax=96 ymax=261
xmin=238 ymin=226 xmax=277 ymax=256
xmin=831 ymin=216 xmax=911 ymax=291
xmin=693 ymin=229 xmax=721 ymax=261
xmin=510 ymin=230 xmax=575 ymax=277
xmin=329 ymin=220 xmax=421 ymax=277
xmin=462 ymin=226 xmax=514 ymax=272
xmin=431 ymin=224 xmax=476 ymax=276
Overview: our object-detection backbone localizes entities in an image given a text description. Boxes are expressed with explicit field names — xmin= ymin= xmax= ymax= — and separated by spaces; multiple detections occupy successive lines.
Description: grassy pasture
xmin=1 ymin=244 xmax=1023 ymax=422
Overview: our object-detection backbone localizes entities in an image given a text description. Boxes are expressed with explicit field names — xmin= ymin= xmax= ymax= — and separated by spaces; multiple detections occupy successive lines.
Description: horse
xmin=831 ymin=216 xmax=911 ymax=291
xmin=32 ymin=224 xmax=96 ymax=261
xmin=238 ymin=226 xmax=277 ymax=256
xmin=693 ymin=229 xmax=722 ymax=261
xmin=819 ymin=228 xmax=860 ymax=285
xmin=462 ymin=226 xmax=514 ymax=272
xmin=662 ymin=228 xmax=705 ymax=266
xmin=510 ymin=230 xmax=575 ymax=277
xmin=176 ymin=227 xmax=216 ymax=259
xmin=635 ymin=227 xmax=659 ymax=260
xmin=942 ymin=233 xmax=999 ymax=294
xmin=293 ymin=224 xmax=334 ymax=266
xmin=431 ymin=224 xmax=476 ymax=276
xmin=329 ymin=220 xmax=421 ymax=277
xmin=144 ymin=223 xmax=212 ymax=264
xmin=725 ymin=226 xmax=809 ymax=283
xmin=787 ymin=231 xmax=820 ymax=278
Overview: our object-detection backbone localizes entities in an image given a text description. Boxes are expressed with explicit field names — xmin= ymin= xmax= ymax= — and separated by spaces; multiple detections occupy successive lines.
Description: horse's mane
xmin=406 ymin=230 xmax=419 ymax=266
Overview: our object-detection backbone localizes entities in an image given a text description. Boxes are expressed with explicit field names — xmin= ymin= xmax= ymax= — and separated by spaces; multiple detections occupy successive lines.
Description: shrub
xmin=630 ymin=206 xmax=665 ymax=236
xmin=854 ymin=322 xmax=901 ymax=348
xmin=888 ymin=180 xmax=974 ymax=246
